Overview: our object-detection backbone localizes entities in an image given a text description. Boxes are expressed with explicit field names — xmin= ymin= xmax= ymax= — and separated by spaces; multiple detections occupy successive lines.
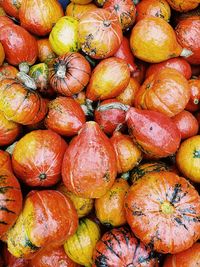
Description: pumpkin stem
xmin=18 ymin=62 xmax=30 ymax=74
xmin=17 ymin=72 xmax=37 ymax=90
xmin=121 ymin=171 xmax=130 ymax=180
xmin=96 ymin=102 xmax=130 ymax=112
xmin=103 ymin=20 xmax=111 ymax=27
xmin=161 ymin=201 xmax=174 ymax=215
xmin=180 ymin=48 xmax=193 ymax=58
xmin=6 ymin=141 xmax=18 ymax=155
xmin=83 ymin=99 xmax=94 ymax=117
xmin=56 ymin=64 xmax=66 ymax=78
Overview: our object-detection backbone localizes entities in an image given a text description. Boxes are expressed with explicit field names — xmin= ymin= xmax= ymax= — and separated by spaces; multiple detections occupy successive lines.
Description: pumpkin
xmin=57 ymin=183 xmax=94 ymax=218
xmin=0 ymin=111 xmax=21 ymax=147
xmin=49 ymin=52 xmax=91 ymax=96
xmin=125 ymin=171 xmax=200 ymax=254
xmin=78 ymin=9 xmax=123 ymax=59
xmin=31 ymin=246 xmax=80 ymax=267
xmin=37 ymin=38 xmax=56 ymax=66
xmin=145 ymin=57 xmax=192 ymax=80
xmin=12 ymin=130 xmax=67 ymax=187
xmin=62 ymin=121 xmax=117 ymax=198
xmin=93 ymin=227 xmax=159 ymax=266
xmin=166 ymin=0 xmax=200 ymax=12
xmin=130 ymin=17 xmax=192 ymax=63
xmin=0 ymin=6 xmax=6 ymax=15
xmin=134 ymin=68 xmax=190 ymax=117
xmin=110 ymin=131 xmax=142 ymax=173
xmin=136 ymin=0 xmax=171 ymax=22
xmin=0 ymin=150 xmax=12 ymax=172
xmin=7 ymin=190 xmax=78 ymax=258
xmin=95 ymin=177 xmax=129 ymax=227
xmin=0 ymin=0 xmax=22 ymax=18
xmin=49 ymin=16 xmax=79 ymax=56
xmin=116 ymin=77 xmax=140 ymax=106
xmin=126 ymin=107 xmax=181 ymax=158
xmin=172 ymin=110 xmax=199 ymax=140
xmin=176 ymin=135 xmax=200 ymax=183
xmin=0 ymin=16 xmax=14 ymax=29
xmin=0 ymin=24 xmax=38 ymax=67
xmin=163 ymin=242 xmax=200 ymax=267
xmin=103 ymin=0 xmax=136 ymax=31
xmin=0 ymin=42 xmax=5 ymax=66
xmin=186 ymin=79 xmax=200 ymax=112
xmin=86 ymin=57 xmax=130 ymax=101
xmin=0 ymin=78 xmax=47 ymax=125
xmin=45 ymin=97 xmax=86 ymax=137
xmin=175 ymin=16 xmax=200 ymax=65
xmin=2 ymin=244 xmax=30 ymax=267
xmin=71 ymin=0 xmax=93 ymax=4
xmin=0 ymin=169 xmax=23 ymax=238
xmin=0 ymin=64 xmax=18 ymax=81
xmin=64 ymin=218 xmax=101 ymax=266
xmin=66 ymin=2 xmax=98 ymax=20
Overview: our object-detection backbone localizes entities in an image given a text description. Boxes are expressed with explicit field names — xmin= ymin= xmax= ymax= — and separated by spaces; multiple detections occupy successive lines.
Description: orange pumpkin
xmin=37 ymin=38 xmax=56 ymax=66
xmin=62 ymin=121 xmax=117 ymax=198
xmin=186 ymin=79 xmax=200 ymax=112
xmin=0 ymin=42 xmax=5 ymax=66
xmin=78 ymin=9 xmax=123 ymax=59
xmin=166 ymin=0 xmax=200 ymax=12
xmin=0 ymin=0 xmax=22 ymax=18
xmin=0 ymin=64 xmax=18 ymax=81
xmin=66 ymin=2 xmax=98 ymax=20
xmin=134 ymin=68 xmax=190 ymax=117
xmin=0 ymin=16 xmax=14 ymax=29
xmin=0 ymin=150 xmax=12 ymax=172
xmin=125 ymin=171 xmax=200 ymax=254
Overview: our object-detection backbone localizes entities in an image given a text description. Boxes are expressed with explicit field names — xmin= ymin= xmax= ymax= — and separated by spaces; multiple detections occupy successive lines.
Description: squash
xmin=0 ymin=64 xmax=18 ymax=81
xmin=64 ymin=218 xmax=100 ymax=266
xmin=0 ymin=16 xmax=14 ymax=29
xmin=37 ymin=38 xmax=56 ymax=66
xmin=186 ymin=79 xmax=200 ymax=112
xmin=0 ymin=0 xmax=22 ymax=18
xmin=78 ymin=9 xmax=123 ymax=59
xmin=166 ymin=0 xmax=199 ymax=12
xmin=12 ymin=130 xmax=67 ymax=187
xmin=66 ymin=2 xmax=98 ymax=20
xmin=125 ymin=171 xmax=200 ymax=254
xmin=2 ymin=244 xmax=30 ymax=267
xmin=62 ymin=121 xmax=117 ymax=198
xmin=0 ymin=42 xmax=5 ymax=66
xmin=93 ymin=227 xmax=159 ymax=266
xmin=0 ymin=150 xmax=12 ymax=172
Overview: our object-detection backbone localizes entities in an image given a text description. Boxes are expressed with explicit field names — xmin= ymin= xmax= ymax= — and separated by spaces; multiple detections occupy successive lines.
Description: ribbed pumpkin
xmin=93 ymin=227 xmax=159 ymax=266
xmin=64 ymin=218 xmax=101 ymax=266
xmin=125 ymin=171 xmax=200 ymax=254
xmin=19 ymin=0 xmax=64 ymax=36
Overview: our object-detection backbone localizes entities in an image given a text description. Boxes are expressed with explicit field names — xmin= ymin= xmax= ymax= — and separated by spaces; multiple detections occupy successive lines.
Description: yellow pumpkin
xmin=49 ymin=16 xmax=79 ymax=56
xmin=0 ymin=43 xmax=5 ymax=66
xmin=66 ymin=3 xmax=98 ymax=20
xmin=64 ymin=218 xmax=100 ymax=267
xmin=57 ymin=183 xmax=94 ymax=218
xmin=176 ymin=135 xmax=200 ymax=183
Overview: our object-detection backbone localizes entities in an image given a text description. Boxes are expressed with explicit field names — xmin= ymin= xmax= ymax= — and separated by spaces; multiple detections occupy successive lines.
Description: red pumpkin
xmin=0 ymin=150 xmax=12 ymax=172
xmin=0 ymin=24 xmax=38 ymax=66
xmin=126 ymin=107 xmax=181 ymax=158
xmin=19 ymin=0 xmax=64 ymax=36
xmin=93 ymin=227 xmax=159 ymax=266
xmin=0 ymin=64 xmax=18 ymax=81
xmin=49 ymin=52 xmax=91 ymax=96
xmin=145 ymin=57 xmax=192 ymax=80
xmin=2 ymin=245 xmax=30 ymax=267
xmin=86 ymin=57 xmax=130 ymax=101
xmin=62 ymin=121 xmax=117 ymax=198
xmin=185 ymin=79 xmax=200 ymax=112
xmin=12 ymin=130 xmax=67 ymax=187
xmin=78 ymin=9 xmax=123 ymax=59
xmin=103 ymin=0 xmax=136 ymax=31
xmin=125 ymin=171 xmax=200 ymax=254
xmin=114 ymin=36 xmax=137 ymax=72
xmin=163 ymin=242 xmax=200 ymax=267
xmin=0 ymin=0 xmax=22 ymax=18
xmin=172 ymin=110 xmax=199 ymax=140
xmin=175 ymin=16 xmax=200 ymax=65
xmin=45 ymin=97 xmax=86 ymax=137
xmin=0 ymin=16 xmax=14 ymax=29
xmin=0 ymin=169 xmax=23 ymax=238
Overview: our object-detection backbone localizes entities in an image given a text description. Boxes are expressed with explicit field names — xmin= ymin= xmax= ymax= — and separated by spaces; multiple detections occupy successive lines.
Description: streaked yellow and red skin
xmin=0 ymin=150 xmax=12 ymax=172
xmin=66 ymin=2 xmax=98 ymax=21
xmin=12 ymin=130 xmax=67 ymax=187
xmin=37 ymin=38 xmax=56 ymax=66
xmin=0 ymin=65 xmax=18 ymax=81
xmin=0 ymin=0 xmax=22 ymax=18
xmin=62 ymin=121 xmax=117 ymax=198
xmin=186 ymin=79 xmax=200 ymax=112
xmin=3 ymin=245 xmax=30 ymax=267
xmin=166 ymin=0 xmax=199 ymax=12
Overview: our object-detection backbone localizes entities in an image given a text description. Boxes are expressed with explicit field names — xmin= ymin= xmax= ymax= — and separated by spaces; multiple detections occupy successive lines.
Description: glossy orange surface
xmin=0 ymin=150 xmax=12 ymax=172
xmin=0 ymin=65 xmax=18 ymax=81
xmin=186 ymin=79 xmax=200 ymax=112
xmin=0 ymin=42 xmax=5 ymax=66
xmin=0 ymin=0 xmax=22 ymax=18
xmin=166 ymin=0 xmax=199 ymax=12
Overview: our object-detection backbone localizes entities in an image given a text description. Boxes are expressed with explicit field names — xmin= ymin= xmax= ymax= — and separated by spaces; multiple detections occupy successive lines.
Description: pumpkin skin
xmin=0 ymin=0 xmax=22 ymax=18
xmin=131 ymin=59 xmax=147 ymax=85
xmin=0 ymin=78 xmax=47 ymax=125
xmin=7 ymin=190 xmax=78 ymax=259
xmin=110 ymin=131 xmax=142 ymax=173
xmin=2 ymin=245 xmax=30 ymax=267
xmin=186 ymin=79 xmax=200 ymax=112
xmin=130 ymin=17 xmax=186 ymax=63
xmin=62 ymin=121 xmax=117 ymax=198
xmin=126 ymin=107 xmax=181 ymax=158
xmin=86 ymin=57 xmax=130 ymax=101
xmin=0 ymin=24 xmax=38 ymax=66
xmin=0 ymin=16 xmax=14 ymax=29
xmin=37 ymin=38 xmax=56 ymax=66
xmin=45 ymin=97 xmax=86 ymax=137
xmin=171 ymin=110 xmax=199 ymax=140
xmin=163 ymin=242 xmax=200 ymax=267
xmin=0 ymin=169 xmax=23 ymax=238
xmin=0 ymin=6 xmax=6 ymax=15
xmin=0 ymin=64 xmax=18 ymax=81
xmin=12 ymin=130 xmax=67 ymax=187
xmin=0 ymin=110 xmax=21 ymax=147
xmin=166 ymin=0 xmax=199 ymax=12
xmin=0 ymin=150 xmax=12 ymax=172
xmin=103 ymin=0 xmax=136 ymax=31
xmin=93 ymin=227 xmax=159 ymax=266
xmin=31 ymin=246 xmax=80 ymax=267
xmin=0 ymin=42 xmax=5 ymax=66
xmin=176 ymin=135 xmax=200 ymax=183
xmin=49 ymin=52 xmax=91 ymax=96
xmin=145 ymin=57 xmax=192 ymax=80
xmin=95 ymin=178 xmax=130 ymax=227
xmin=66 ymin=2 xmax=98 ymax=20
xmin=125 ymin=171 xmax=200 ymax=254
xmin=175 ymin=16 xmax=200 ymax=65
xmin=29 ymin=63 xmax=49 ymax=92
xmin=78 ymin=9 xmax=123 ymax=59
xmin=64 ymin=218 xmax=101 ymax=266
xmin=134 ymin=68 xmax=190 ymax=117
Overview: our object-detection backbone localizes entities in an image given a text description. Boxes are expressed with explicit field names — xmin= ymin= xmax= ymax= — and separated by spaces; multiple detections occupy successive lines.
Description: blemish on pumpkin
xmin=0 ymin=186 xmax=14 ymax=194
xmin=103 ymin=172 xmax=110 ymax=182
xmin=0 ymin=206 xmax=15 ymax=214
xmin=0 ymin=220 xmax=8 ymax=225
xmin=24 ymin=237 xmax=40 ymax=251
xmin=174 ymin=217 xmax=188 ymax=230
xmin=193 ymin=149 xmax=200 ymax=158
xmin=39 ymin=173 xmax=47 ymax=180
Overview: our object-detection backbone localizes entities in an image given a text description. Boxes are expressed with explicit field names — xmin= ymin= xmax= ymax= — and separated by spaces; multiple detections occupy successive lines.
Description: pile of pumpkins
xmin=0 ymin=0 xmax=199 ymax=266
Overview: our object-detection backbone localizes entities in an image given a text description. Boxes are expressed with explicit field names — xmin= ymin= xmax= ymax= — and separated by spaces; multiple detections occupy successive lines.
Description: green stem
xmin=56 ymin=64 xmax=66 ymax=78
xmin=18 ymin=62 xmax=30 ymax=74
